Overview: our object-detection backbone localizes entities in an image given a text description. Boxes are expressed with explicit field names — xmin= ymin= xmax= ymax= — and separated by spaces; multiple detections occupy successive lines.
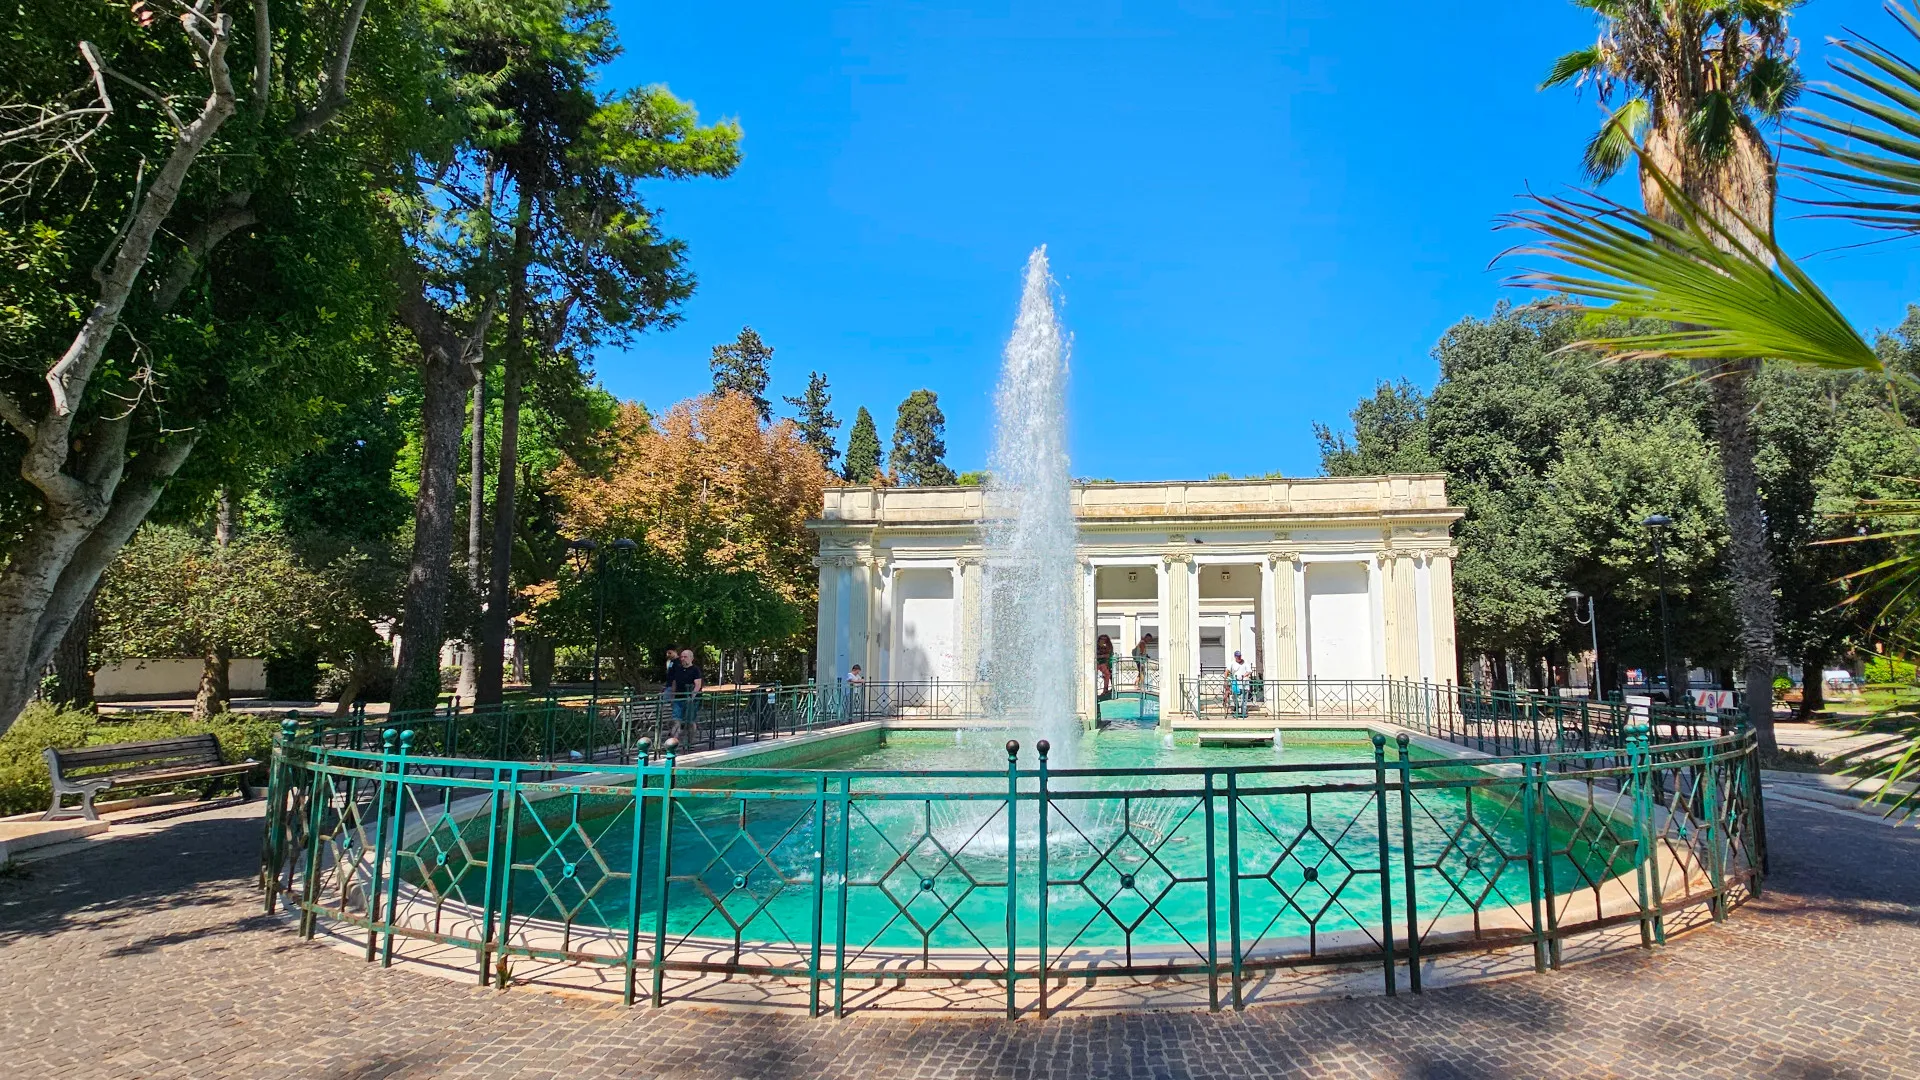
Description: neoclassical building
xmin=809 ymin=476 xmax=1465 ymax=718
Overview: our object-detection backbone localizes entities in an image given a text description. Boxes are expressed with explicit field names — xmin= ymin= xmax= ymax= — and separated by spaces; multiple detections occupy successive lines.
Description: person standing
xmin=1226 ymin=649 xmax=1252 ymax=719
xmin=668 ymin=648 xmax=704 ymax=744
xmin=1095 ymin=634 xmax=1114 ymax=697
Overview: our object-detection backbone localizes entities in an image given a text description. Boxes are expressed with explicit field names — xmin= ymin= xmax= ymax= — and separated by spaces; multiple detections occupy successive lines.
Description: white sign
xmin=1690 ymin=689 xmax=1734 ymax=712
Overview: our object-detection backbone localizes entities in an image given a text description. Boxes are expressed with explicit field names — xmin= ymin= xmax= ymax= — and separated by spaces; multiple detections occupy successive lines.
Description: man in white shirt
xmin=1226 ymin=650 xmax=1253 ymax=718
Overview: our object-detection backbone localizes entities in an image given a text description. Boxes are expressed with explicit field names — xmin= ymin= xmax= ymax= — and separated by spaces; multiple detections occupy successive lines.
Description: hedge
xmin=0 ymin=704 xmax=277 ymax=819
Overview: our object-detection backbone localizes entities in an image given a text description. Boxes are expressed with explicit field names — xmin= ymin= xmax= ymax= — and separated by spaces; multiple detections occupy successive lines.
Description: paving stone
xmin=0 ymin=798 xmax=1915 ymax=1078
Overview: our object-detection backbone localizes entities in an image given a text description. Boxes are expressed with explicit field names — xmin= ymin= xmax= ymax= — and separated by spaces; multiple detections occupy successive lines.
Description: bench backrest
xmin=49 ymin=733 xmax=224 ymax=776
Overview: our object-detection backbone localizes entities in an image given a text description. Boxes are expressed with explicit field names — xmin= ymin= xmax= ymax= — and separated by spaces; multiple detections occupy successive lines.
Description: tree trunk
xmin=196 ymin=644 xmax=232 ymax=719
xmin=1798 ymin=648 xmax=1827 ymax=720
xmin=47 ymin=582 xmax=97 ymax=711
xmin=478 ymin=213 xmax=532 ymax=707
xmin=393 ymin=351 xmax=476 ymax=711
xmin=456 ymin=374 xmax=485 ymax=704
xmin=1708 ymin=361 xmax=1780 ymax=752
xmin=526 ymin=633 xmax=554 ymax=694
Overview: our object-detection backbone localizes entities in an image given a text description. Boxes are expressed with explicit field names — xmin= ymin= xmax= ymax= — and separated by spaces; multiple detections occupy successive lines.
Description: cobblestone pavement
xmin=0 ymin=797 xmax=1915 ymax=1080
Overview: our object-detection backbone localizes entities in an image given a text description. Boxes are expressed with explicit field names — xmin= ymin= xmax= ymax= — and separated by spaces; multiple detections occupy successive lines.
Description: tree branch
xmin=151 ymin=200 xmax=259 ymax=313
xmin=29 ymin=432 xmax=199 ymax=672
xmin=287 ymin=0 xmax=368 ymax=139
xmin=251 ymin=0 xmax=272 ymax=125
xmin=23 ymin=12 xmax=234 ymax=505
xmin=0 ymin=390 xmax=37 ymax=441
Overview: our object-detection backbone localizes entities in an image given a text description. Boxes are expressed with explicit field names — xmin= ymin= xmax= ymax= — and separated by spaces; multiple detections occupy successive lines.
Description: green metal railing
xmin=258 ymin=680 xmax=1765 ymax=1017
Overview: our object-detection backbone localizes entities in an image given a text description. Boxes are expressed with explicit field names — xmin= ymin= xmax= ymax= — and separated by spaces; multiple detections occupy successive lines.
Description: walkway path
xmin=0 ymin=796 xmax=1915 ymax=1079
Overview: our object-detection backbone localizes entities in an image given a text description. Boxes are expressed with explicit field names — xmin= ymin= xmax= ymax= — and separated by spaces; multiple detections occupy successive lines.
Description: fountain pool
xmin=426 ymin=728 xmax=1633 ymax=960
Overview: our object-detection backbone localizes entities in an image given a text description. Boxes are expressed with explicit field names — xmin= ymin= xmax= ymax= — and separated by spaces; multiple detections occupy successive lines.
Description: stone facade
xmin=808 ymin=475 xmax=1465 ymax=718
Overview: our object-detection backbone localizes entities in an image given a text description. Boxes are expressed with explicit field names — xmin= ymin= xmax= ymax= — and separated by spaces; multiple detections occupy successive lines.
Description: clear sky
xmin=598 ymin=0 xmax=1920 ymax=482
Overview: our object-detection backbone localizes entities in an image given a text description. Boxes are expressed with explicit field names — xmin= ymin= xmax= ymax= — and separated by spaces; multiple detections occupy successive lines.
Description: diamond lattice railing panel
xmin=1234 ymin=791 xmax=1384 ymax=954
xmin=1043 ymin=794 xmax=1208 ymax=963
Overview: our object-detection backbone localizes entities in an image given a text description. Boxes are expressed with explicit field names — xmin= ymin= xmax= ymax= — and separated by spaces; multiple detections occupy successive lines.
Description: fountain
xmin=982 ymin=247 xmax=1082 ymax=768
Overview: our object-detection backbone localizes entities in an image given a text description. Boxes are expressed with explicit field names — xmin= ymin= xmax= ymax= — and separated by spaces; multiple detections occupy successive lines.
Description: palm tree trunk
xmin=1706 ymin=359 xmax=1780 ymax=752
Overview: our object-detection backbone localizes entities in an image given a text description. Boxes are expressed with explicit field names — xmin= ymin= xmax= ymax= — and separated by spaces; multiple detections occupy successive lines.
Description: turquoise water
xmin=412 ymin=728 xmax=1630 ymax=959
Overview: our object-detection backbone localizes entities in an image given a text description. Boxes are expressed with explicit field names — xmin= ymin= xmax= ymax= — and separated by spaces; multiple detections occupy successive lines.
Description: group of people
xmin=1093 ymin=633 xmax=1156 ymax=697
xmin=1093 ymin=633 xmax=1254 ymax=718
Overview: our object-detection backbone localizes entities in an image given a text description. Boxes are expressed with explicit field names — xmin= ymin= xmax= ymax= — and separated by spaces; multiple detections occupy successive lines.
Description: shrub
xmin=1862 ymin=656 xmax=1915 ymax=686
xmin=0 ymin=703 xmax=278 ymax=818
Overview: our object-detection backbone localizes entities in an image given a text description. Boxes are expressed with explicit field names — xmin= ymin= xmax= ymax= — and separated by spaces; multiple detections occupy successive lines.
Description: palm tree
xmin=1542 ymin=0 xmax=1802 ymax=749
xmin=1511 ymin=4 xmax=1920 ymax=812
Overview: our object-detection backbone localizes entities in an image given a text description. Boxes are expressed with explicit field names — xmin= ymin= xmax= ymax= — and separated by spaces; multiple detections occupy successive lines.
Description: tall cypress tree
xmin=783 ymin=371 xmax=840 ymax=468
xmin=711 ymin=326 xmax=774 ymax=422
xmin=892 ymin=389 xmax=956 ymax=485
xmin=843 ymin=406 xmax=883 ymax=483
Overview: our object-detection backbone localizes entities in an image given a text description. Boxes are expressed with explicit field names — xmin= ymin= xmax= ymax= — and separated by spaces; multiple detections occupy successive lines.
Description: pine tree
xmin=711 ymin=326 xmax=774 ymax=422
xmin=892 ymin=389 xmax=956 ymax=485
xmin=783 ymin=371 xmax=841 ymax=469
xmin=843 ymin=406 xmax=884 ymax=484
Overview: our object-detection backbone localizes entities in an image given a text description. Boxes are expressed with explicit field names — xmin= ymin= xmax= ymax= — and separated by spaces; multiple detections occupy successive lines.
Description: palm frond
xmin=1792 ymin=3 xmax=1920 ymax=231
xmin=1583 ymin=97 xmax=1649 ymax=181
xmin=1543 ymin=45 xmax=1604 ymax=90
xmin=1827 ymin=707 xmax=1920 ymax=822
xmin=1501 ymin=167 xmax=1882 ymax=370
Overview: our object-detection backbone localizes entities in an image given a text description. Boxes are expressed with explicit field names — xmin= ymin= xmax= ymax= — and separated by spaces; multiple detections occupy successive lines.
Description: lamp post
xmin=1568 ymin=589 xmax=1600 ymax=695
xmin=1641 ymin=513 xmax=1678 ymax=702
xmin=568 ymin=536 xmax=638 ymax=724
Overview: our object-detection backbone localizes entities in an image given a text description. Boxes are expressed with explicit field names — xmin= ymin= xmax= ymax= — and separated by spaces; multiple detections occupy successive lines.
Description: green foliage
xmin=1864 ymin=654 xmax=1917 ymax=686
xmin=1316 ymin=378 xmax=1431 ymax=476
xmin=784 ymin=371 xmax=840 ymax=468
xmin=95 ymin=527 xmax=323 ymax=663
xmin=0 ymin=703 xmax=276 ymax=818
xmin=843 ymin=406 xmax=884 ymax=483
xmin=710 ymin=327 xmax=774 ymax=422
xmin=956 ymin=470 xmax=991 ymax=486
xmin=891 ymin=390 xmax=955 ymax=486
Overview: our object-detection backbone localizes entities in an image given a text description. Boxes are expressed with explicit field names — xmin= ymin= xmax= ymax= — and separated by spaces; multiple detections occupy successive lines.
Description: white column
xmin=814 ymin=555 xmax=838 ymax=681
xmin=1293 ymin=558 xmax=1309 ymax=681
xmin=847 ymin=556 xmax=871 ymax=682
xmin=957 ymin=556 xmax=983 ymax=682
xmin=1428 ymin=547 xmax=1459 ymax=684
xmin=1163 ymin=553 xmax=1194 ymax=725
xmin=1368 ymin=553 xmax=1387 ymax=678
xmin=1079 ymin=559 xmax=1097 ymax=718
xmin=1391 ymin=551 xmax=1420 ymax=680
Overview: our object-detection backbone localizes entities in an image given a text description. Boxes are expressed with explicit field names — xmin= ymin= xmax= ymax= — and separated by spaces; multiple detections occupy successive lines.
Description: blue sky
xmin=599 ymin=0 xmax=1920 ymax=481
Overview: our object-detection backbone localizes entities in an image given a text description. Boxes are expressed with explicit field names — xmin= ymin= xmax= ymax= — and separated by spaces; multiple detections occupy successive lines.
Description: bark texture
xmin=392 ymin=275 xmax=485 ymax=712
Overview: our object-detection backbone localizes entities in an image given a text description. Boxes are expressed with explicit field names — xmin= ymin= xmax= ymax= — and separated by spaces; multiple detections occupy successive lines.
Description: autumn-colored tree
xmin=548 ymin=392 xmax=832 ymax=658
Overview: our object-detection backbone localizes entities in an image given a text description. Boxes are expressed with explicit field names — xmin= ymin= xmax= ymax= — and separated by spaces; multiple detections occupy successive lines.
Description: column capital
xmin=955 ymin=555 xmax=984 ymax=568
xmin=1162 ymin=551 xmax=1194 ymax=566
xmin=1266 ymin=549 xmax=1301 ymax=569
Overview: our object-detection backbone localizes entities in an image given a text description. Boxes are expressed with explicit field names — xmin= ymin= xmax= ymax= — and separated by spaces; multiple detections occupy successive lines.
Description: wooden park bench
xmin=43 ymin=734 xmax=258 ymax=821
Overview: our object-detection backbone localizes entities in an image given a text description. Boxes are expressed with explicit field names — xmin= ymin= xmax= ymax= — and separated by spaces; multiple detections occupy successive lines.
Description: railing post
xmin=1702 ymin=735 xmax=1726 ymax=922
xmin=1371 ymin=733 xmax=1397 ymax=996
xmin=1395 ymin=734 xmax=1421 ymax=992
xmin=809 ymin=771 xmax=828 ymax=1018
xmin=475 ymin=764 xmax=506 ymax=985
xmin=492 ymin=766 xmax=523 ymax=988
xmin=381 ymin=730 xmax=413 ymax=967
xmin=1036 ymin=739 xmax=1051 ymax=1019
xmin=261 ymin=715 xmax=301 ymax=912
xmin=1226 ymin=768 xmax=1243 ymax=1009
xmin=1004 ymin=739 xmax=1020 ymax=1020
xmin=833 ymin=773 xmax=852 ymax=1018
xmin=1204 ymin=769 xmax=1220 ymax=1011
xmin=624 ymin=745 xmax=651 ymax=1007
xmin=365 ymin=728 xmax=397 ymax=963
xmin=1520 ymin=756 xmax=1547 ymax=974
xmin=1625 ymin=724 xmax=1659 ymax=949
xmin=651 ymin=739 xmax=678 ymax=1007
